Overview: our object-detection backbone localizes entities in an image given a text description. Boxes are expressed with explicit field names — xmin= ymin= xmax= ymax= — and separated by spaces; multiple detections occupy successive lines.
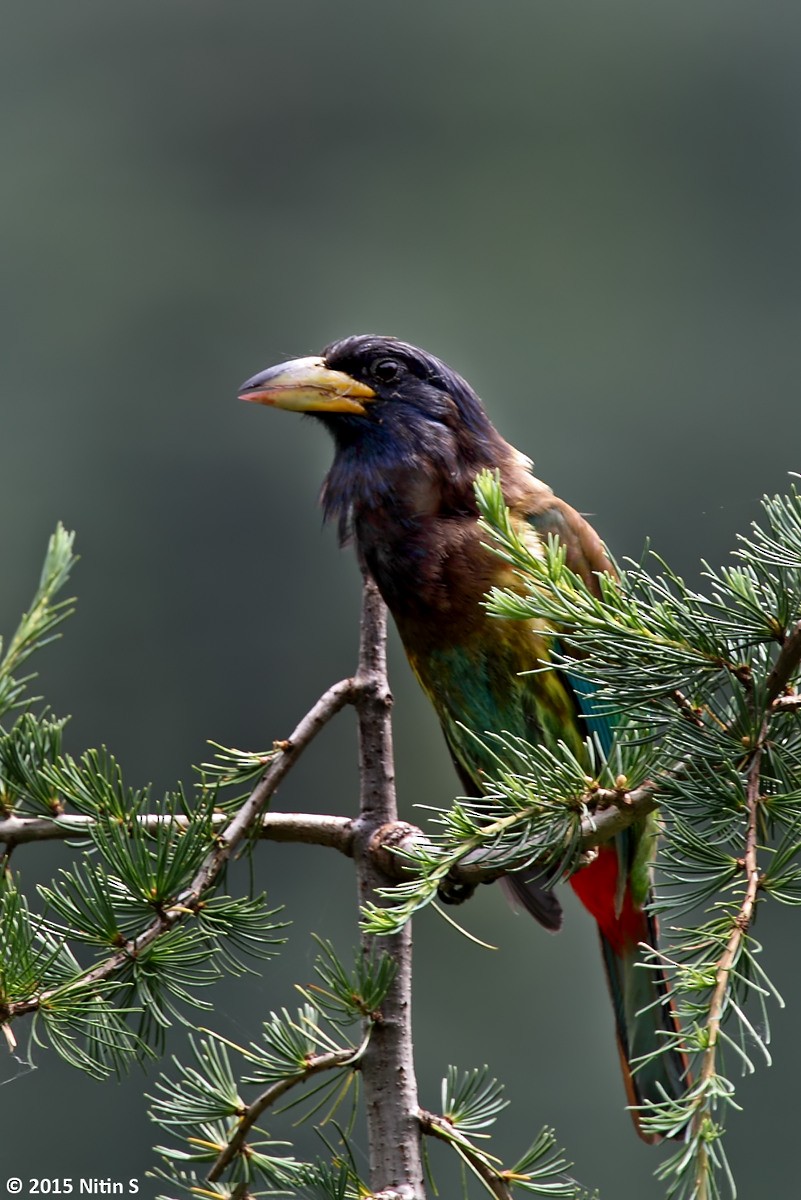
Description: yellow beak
xmin=238 ymin=355 xmax=375 ymax=416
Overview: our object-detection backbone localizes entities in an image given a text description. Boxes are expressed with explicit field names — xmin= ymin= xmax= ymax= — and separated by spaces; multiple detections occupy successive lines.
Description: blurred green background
xmin=2 ymin=2 xmax=800 ymax=1196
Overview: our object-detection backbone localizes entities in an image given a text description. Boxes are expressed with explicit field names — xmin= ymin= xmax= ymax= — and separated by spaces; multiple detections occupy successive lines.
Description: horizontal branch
xmin=6 ymin=677 xmax=357 ymax=1020
xmin=579 ymin=779 xmax=660 ymax=849
xmin=1 ymin=778 xmax=659 ymax=894
xmin=440 ymin=782 xmax=660 ymax=890
xmin=0 ymin=810 xmax=355 ymax=853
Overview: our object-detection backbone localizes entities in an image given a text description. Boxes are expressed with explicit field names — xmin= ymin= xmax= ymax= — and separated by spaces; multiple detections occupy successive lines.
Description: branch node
xmin=368 ymin=821 xmax=421 ymax=875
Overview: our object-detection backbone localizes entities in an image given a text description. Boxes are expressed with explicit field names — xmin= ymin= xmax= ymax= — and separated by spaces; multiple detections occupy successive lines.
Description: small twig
xmin=771 ymin=692 xmax=801 ymax=713
xmin=670 ymin=688 xmax=705 ymax=727
xmin=419 ymin=1109 xmax=514 ymax=1200
xmin=7 ymin=678 xmax=356 ymax=1019
xmin=190 ymin=678 xmax=356 ymax=897
xmin=766 ymin=619 xmax=801 ymax=704
xmin=580 ymin=779 xmax=661 ymax=847
xmin=365 ymin=773 xmax=666 ymax=915
xmin=207 ymin=1043 xmax=362 ymax=1182
xmin=415 ymin=776 xmax=662 ymax=892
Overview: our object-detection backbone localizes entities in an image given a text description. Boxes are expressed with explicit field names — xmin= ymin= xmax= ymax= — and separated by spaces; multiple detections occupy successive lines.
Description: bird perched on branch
xmin=240 ymin=333 xmax=686 ymax=1139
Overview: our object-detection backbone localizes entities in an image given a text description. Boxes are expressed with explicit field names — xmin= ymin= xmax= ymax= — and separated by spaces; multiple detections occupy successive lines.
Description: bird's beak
xmin=238 ymin=356 xmax=375 ymax=415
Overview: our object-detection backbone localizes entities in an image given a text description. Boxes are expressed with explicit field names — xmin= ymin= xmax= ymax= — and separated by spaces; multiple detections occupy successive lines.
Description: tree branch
xmin=190 ymin=677 xmax=356 ymax=897
xmin=670 ymin=688 xmax=705 ymax=727
xmin=0 ymin=810 xmax=355 ymax=852
xmin=7 ymin=678 xmax=356 ymax=1019
xmin=207 ymin=1043 xmax=363 ymax=1183
xmin=418 ymin=1109 xmax=514 ymax=1200
xmin=366 ymin=776 xmax=661 ymax=892
xmin=1 ymin=769 xmax=660 ymax=892
xmin=350 ymin=575 xmax=425 ymax=1198
xmin=2 ymin=619 xmax=674 ymax=1034
xmin=692 ymin=719 xmax=766 ymax=1200
xmin=767 ymin=618 xmax=801 ymax=703
xmin=771 ymin=692 xmax=801 ymax=712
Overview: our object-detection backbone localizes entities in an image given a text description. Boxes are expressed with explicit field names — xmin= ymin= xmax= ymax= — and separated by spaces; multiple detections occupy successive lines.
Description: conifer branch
xmin=439 ymin=776 xmax=661 ymax=886
xmin=670 ymin=688 xmax=705 ymax=727
xmin=6 ymin=678 xmax=356 ymax=1021
xmin=767 ymin=619 xmax=801 ymax=703
xmin=771 ymin=693 xmax=801 ymax=712
xmin=692 ymin=723 xmax=766 ymax=1199
xmin=207 ymin=1042 xmax=364 ymax=1182
xmin=419 ymin=1108 xmax=514 ymax=1200
xmin=0 ymin=810 xmax=356 ymax=852
xmin=189 ymin=677 xmax=356 ymax=897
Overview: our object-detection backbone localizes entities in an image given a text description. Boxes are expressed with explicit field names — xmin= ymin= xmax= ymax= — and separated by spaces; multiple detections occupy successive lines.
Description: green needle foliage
xmin=299 ymin=936 xmax=398 ymax=1025
xmin=506 ymin=1128 xmax=598 ymax=1199
xmin=0 ymin=524 xmax=76 ymax=721
xmin=200 ymin=740 xmax=282 ymax=793
xmin=1 ymin=526 xmax=597 ymax=1199
xmin=360 ymin=726 xmax=620 ymax=936
xmin=442 ymin=1065 xmax=509 ymax=1135
xmin=423 ymin=1068 xmax=592 ymax=1199
xmin=0 ymin=529 xmax=287 ymax=1078
xmin=293 ymin=1160 xmax=364 ymax=1200
xmin=470 ymin=472 xmax=801 ymax=1200
xmin=148 ymin=948 xmax=389 ymax=1197
xmin=6 ymin=477 xmax=801 ymax=1200
xmin=361 ymin=473 xmax=801 ymax=1199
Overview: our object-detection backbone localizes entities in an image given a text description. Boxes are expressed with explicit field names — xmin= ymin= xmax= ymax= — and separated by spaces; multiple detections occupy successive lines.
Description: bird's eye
xmin=371 ymin=358 xmax=402 ymax=384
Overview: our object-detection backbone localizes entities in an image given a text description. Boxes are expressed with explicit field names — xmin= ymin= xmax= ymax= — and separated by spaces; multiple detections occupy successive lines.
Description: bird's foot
xmin=437 ymin=873 xmax=476 ymax=906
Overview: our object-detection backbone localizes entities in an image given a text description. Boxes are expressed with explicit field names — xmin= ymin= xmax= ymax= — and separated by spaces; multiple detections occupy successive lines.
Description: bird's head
xmin=239 ymin=334 xmax=501 ymax=446
xmin=239 ymin=334 xmax=517 ymax=537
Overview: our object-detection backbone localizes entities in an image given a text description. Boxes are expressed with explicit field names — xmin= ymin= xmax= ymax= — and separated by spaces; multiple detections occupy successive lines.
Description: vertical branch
xmin=352 ymin=574 xmax=426 ymax=1200
xmin=693 ymin=718 xmax=766 ymax=1200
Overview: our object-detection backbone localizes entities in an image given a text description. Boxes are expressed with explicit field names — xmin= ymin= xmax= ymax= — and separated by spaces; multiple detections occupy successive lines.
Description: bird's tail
xmin=501 ymin=872 xmax=563 ymax=932
xmin=570 ymin=846 xmax=688 ymax=1142
xmin=596 ymin=918 xmax=688 ymax=1142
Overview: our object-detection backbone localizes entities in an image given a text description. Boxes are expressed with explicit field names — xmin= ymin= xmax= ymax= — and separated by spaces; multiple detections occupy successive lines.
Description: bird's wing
xmin=513 ymin=500 xmax=630 ymax=905
xmin=523 ymin=495 xmax=617 ymax=754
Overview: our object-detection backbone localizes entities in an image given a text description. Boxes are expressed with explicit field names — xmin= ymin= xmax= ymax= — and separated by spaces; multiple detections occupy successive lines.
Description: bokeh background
xmin=2 ymin=2 xmax=801 ymax=1196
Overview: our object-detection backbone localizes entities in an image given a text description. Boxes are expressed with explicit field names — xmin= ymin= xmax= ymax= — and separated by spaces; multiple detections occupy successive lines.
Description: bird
xmin=239 ymin=333 xmax=686 ymax=1140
